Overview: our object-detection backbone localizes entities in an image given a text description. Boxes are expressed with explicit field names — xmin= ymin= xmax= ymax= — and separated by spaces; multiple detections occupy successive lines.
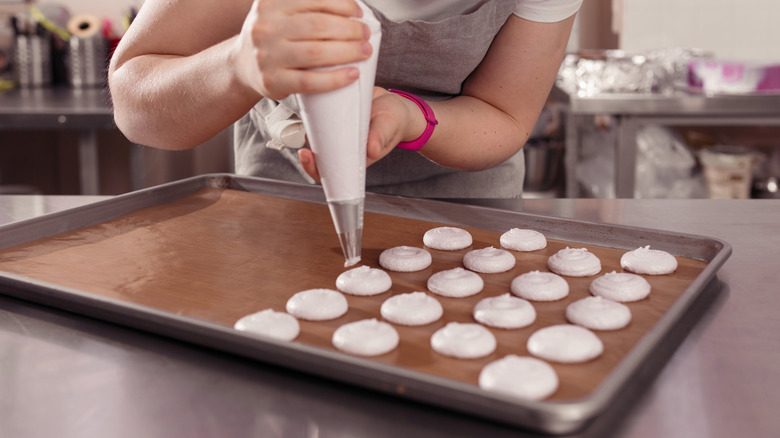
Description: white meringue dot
xmin=285 ymin=288 xmax=348 ymax=321
xmin=427 ymin=267 xmax=484 ymax=298
xmin=423 ymin=226 xmax=473 ymax=250
xmin=479 ymin=355 xmax=559 ymax=400
xmin=463 ymin=246 xmax=516 ymax=273
xmin=336 ymin=265 xmax=392 ymax=296
xmin=332 ymin=319 xmax=399 ymax=356
xmin=379 ymin=246 xmax=432 ymax=272
xmin=499 ymin=228 xmax=547 ymax=252
xmin=234 ymin=309 xmax=300 ymax=341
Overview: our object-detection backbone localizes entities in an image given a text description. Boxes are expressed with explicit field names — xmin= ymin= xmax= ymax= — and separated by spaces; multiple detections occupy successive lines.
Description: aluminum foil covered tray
xmin=0 ymin=174 xmax=731 ymax=434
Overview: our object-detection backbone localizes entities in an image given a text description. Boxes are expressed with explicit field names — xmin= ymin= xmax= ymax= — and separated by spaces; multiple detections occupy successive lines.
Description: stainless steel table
xmin=565 ymin=92 xmax=780 ymax=198
xmin=0 ymin=87 xmax=144 ymax=195
xmin=1 ymin=195 xmax=778 ymax=438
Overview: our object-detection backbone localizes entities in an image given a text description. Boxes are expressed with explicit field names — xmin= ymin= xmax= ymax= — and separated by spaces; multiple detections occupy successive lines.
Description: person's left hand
xmin=298 ymin=87 xmax=425 ymax=181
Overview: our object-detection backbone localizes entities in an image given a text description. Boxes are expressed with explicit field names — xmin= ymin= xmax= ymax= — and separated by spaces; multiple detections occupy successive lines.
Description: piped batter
xmin=379 ymin=246 xmax=432 ymax=272
xmin=286 ymin=288 xmax=348 ymax=321
xmin=463 ymin=247 xmax=516 ymax=273
xmin=527 ymin=324 xmax=604 ymax=363
xmin=621 ymin=245 xmax=678 ymax=275
xmin=336 ymin=265 xmax=392 ymax=296
xmin=431 ymin=322 xmax=497 ymax=359
xmin=380 ymin=292 xmax=443 ymax=326
xmin=234 ymin=309 xmax=300 ymax=341
xmin=510 ymin=270 xmax=569 ymax=301
xmin=473 ymin=293 xmax=536 ymax=329
xmin=589 ymin=271 xmax=652 ymax=302
xmin=479 ymin=355 xmax=559 ymax=400
xmin=547 ymin=247 xmax=602 ymax=277
xmin=427 ymin=267 xmax=484 ymax=298
xmin=566 ymin=296 xmax=632 ymax=330
xmin=332 ymin=319 xmax=399 ymax=356
xmin=499 ymin=228 xmax=547 ymax=252
xmin=423 ymin=226 xmax=473 ymax=251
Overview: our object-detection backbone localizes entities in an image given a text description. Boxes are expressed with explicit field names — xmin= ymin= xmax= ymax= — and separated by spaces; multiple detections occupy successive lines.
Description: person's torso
xmin=235 ymin=0 xmax=526 ymax=198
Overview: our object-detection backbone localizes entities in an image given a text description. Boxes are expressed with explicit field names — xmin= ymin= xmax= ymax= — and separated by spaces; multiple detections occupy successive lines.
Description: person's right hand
xmin=233 ymin=0 xmax=372 ymax=100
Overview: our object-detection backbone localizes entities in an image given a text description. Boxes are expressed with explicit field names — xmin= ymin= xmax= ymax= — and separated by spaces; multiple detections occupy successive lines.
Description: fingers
xmin=298 ymin=148 xmax=322 ymax=182
xmin=285 ymin=13 xmax=369 ymax=42
xmin=279 ymin=38 xmax=372 ymax=70
xmin=282 ymin=0 xmax=364 ymax=18
xmin=240 ymin=0 xmax=372 ymax=99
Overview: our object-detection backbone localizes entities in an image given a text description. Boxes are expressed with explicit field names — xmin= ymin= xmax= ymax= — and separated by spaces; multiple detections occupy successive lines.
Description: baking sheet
xmin=0 ymin=174 xmax=731 ymax=434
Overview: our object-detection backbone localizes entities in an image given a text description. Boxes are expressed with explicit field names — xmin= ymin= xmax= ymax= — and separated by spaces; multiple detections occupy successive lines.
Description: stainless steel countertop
xmin=1 ymin=195 xmax=778 ymax=438
xmin=568 ymin=91 xmax=780 ymax=117
xmin=0 ymin=87 xmax=115 ymax=129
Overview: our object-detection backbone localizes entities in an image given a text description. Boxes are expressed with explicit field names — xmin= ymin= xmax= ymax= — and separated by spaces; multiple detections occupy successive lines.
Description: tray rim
xmin=0 ymin=173 xmax=732 ymax=434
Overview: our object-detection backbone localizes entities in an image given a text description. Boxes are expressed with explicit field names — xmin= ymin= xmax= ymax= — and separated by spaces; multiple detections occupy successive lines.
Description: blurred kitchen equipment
xmin=557 ymin=48 xmax=712 ymax=97
xmin=635 ymin=125 xmax=704 ymax=198
xmin=11 ymin=14 xmax=52 ymax=87
xmin=699 ymin=145 xmax=757 ymax=199
xmin=751 ymin=148 xmax=780 ymax=199
xmin=65 ymin=14 xmax=106 ymax=88
xmin=523 ymin=139 xmax=564 ymax=193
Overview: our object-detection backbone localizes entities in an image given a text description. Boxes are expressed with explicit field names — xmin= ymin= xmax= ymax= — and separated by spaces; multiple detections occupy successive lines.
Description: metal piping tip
xmin=338 ymin=229 xmax=362 ymax=267
xmin=327 ymin=198 xmax=364 ymax=267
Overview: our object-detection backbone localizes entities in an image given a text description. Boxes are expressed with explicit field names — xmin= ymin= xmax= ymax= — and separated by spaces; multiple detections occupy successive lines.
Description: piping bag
xmin=295 ymin=2 xmax=381 ymax=267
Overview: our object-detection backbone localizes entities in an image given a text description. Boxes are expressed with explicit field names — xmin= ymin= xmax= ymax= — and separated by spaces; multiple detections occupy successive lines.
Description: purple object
xmin=688 ymin=60 xmax=780 ymax=93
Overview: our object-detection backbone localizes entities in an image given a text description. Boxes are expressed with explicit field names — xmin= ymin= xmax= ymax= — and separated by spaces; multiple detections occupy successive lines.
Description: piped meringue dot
xmin=431 ymin=322 xmax=497 ymax=359
xmin=332 ymin=319 xmax=399 ymax=356
xmin=336 ymin=265 xmax=392 ymax=296
xmin=547 ymin=247 xmax=602 ymax=277
xmin=285 ymin=288 xmax=348 ymax=321
xmin=380 ymin=292 xmax=443 ymax=326
xmin=527 ymin=324 xmax=604 ymax=364
xmin=427 ymin=267 xmax=484 ymax=298
xmin=473 ymin=293 xmax=536 ymax=329
xmin=463 ymin=247 xmax=516 ymax=273
xmin=479 ymin=355 xmax=559 ymax=401
xmin=423 ymin=226 xmax=473 ymax=250
xmin=234 ymin=309 xmax=300 ymax=341
xmin=620 ymin=245 xmax=678 ymax=275
xmin=510 ymin=270 xmax=569 ymax=301
xmin=500 ymin=228 xmax=547 ymax=252
xmin=566 ymin=296 xmax=632 ymax=330
xmin=379 ymin=246 xmax=432 ymax=272
xmin=589 ymin=271 xmax=651 ymax=302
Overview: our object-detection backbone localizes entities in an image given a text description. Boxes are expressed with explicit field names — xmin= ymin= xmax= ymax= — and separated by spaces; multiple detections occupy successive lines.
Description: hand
xmin=233 ymin=0 xmax=372 ymax=100
xmin=298 ymin=87 xmax=428 ymax=182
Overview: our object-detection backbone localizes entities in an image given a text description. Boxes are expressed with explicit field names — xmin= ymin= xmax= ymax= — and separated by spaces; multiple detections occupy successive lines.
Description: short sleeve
xmin=513 ymin=0 xmax=583 ymax=23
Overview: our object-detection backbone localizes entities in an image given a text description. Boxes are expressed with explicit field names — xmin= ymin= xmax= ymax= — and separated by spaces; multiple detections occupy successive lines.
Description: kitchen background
xmin=1 ymin=0 xmax=778 ymax=198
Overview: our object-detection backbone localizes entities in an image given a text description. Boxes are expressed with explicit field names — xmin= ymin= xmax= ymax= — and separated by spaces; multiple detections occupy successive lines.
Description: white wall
xmin=619 ymin=0 xmax=780 ymax=62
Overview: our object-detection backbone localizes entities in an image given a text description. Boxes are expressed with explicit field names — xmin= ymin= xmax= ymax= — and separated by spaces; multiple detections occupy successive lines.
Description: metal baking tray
xmin=0 ymin=174 xmax=731 ymax=434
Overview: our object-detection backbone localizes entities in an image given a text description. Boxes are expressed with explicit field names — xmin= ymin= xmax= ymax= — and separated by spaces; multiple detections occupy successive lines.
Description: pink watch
xmin=388 ymin=89 xmax=438 ymax=151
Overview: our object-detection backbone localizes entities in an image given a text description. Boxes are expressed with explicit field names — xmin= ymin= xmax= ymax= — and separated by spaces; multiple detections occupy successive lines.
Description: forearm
xmin=421 ymin=96 xmax=532 ymax=171
xmin=109 ymin=37 xmax=259 ymax=150
xmin=408 ymin=15 xmax=572 ymax=172
xmin=109 ymin=0 xmax=368 ymax=151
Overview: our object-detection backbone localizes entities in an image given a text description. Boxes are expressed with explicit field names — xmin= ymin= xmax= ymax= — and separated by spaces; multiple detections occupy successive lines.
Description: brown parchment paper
xmin=0 ymin=188 xmax=707 ymax=401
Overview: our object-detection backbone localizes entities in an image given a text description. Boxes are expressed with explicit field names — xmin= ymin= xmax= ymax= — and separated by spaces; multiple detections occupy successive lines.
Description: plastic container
xmin=699 ymin=145 xmax=757 ymax=199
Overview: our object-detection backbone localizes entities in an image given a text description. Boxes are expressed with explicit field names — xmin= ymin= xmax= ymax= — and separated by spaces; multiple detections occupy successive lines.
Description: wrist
xmin=388 ymin=89 xmax=438 ymax=151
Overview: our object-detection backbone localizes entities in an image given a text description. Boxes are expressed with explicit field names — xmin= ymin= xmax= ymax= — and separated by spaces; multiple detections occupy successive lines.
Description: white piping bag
xmin=295 ymin=2 xmax=381 ymax=267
